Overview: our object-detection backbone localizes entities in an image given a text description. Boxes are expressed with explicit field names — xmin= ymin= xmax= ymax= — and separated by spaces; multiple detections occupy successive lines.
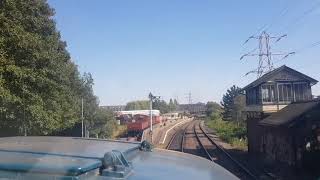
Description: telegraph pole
xmin=241 ymin=31 xmax=291 ymax=77
xmin=81 ymin=98 xmax=84 ymax=138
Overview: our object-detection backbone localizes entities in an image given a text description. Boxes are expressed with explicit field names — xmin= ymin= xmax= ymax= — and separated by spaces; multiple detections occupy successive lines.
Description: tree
xmin=152 ymin=99 xmax=169 ymax=114
xmin=174 ymin=99 xmax=179 ymax=106
xmin=80 ymin=73 xmax=99 ymax=135
xmin=232 ymin=94 xmax=246 ymax=123
xmin=0 ymin=0 xmax=105 ymax=136
xmin=205 ymin=101 xmax=222 ymax=119
xmin=220 ymin=85 xmax=242 ymax=121
xmin=124 ymin=98 xmax=178 ymax=113
xmin=90 ymin=108 xmax=116 ymax=138
xmin=168 ymin=98 xmax=177 ymax=112
xmin=125 ymin=100 xmax=149 ymax=110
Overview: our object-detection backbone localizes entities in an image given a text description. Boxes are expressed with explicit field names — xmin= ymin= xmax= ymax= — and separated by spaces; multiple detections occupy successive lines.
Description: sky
xmin=48 ymin=0 xmax=320 ymax=105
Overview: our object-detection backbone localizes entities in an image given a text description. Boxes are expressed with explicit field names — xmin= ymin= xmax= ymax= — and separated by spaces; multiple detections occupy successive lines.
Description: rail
xmin=181 ymin=121 xmax=193 ymax=152
xmin=166 ymin=130 xmax=178 ymax=149
xmin=166 ymin=121 xmax=193 ymax=152
xmin=198 ymin=121 xmax=258 ymax=180
xmin=193 ymin=123 xmax=214 ymax=161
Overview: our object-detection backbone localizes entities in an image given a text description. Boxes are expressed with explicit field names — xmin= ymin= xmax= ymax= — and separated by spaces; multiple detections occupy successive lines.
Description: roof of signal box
xmin=243 ymin=65 xmax=318 ymax=90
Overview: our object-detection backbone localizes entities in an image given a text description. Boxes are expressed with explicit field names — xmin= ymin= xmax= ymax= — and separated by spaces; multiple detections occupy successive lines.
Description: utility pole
xmin=185 ymin=92 xmax=192 ymax=104
xmin=81 ymin=98 xmax=84 ymax=138
xmin=148 ymin=92 xmax=160 ymax=144
xmin=241 ymin=31 xmax=292 ymax=77
xmin=185 ymin=92 xmax=192 ymax=113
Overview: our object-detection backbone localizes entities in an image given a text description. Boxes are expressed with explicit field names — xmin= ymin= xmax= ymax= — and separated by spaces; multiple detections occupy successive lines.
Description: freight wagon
xmin=127 ymin=116 xmax=162 ymax=131
xmin=126 ymin=115 xmax=163 ymax=140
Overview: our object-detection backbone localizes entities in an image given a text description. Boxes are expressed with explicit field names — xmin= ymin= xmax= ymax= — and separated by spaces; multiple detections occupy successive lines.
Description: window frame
xmin=277 ymin=83 xmax=293 ymax=103
xmin=293 ymin=82 xmax=309 ymax=102
xmin=261 ymin=83 xmax=276 ymax=104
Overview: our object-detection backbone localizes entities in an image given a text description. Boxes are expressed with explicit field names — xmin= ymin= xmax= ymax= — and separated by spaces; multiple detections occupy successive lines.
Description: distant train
xmin=115 ymin=110 xmax=168 ymax=141
xmin=127 ymin=114 xmax=163 ymax=131
xmin=124 ymin=114 xmax=167 ymax=141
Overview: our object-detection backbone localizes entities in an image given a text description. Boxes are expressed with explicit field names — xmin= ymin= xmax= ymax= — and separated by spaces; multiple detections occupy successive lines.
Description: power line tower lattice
xmin=241 ymin=31 xmax=292 ymax=78
xmin=185 ymin=92 xmax=192 ymax=104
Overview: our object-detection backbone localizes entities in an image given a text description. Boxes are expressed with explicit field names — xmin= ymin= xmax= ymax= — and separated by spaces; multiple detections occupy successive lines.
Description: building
xmin=243 ymin=65 xmax=319 ymax=169
xmin=162 ymin=113 xmax=179 ymax=120
xmin=100 ymin=105 xmax=126 ymax=112
xmin=178 ymin=103 xmax=206 ymax=114
xmin=244 ymin=65 xmax=317 ymax=116
xmin=258 ymin=100 xmax=320 ymax=167
xmin=117 ymin=110 xmax=160 ymax=116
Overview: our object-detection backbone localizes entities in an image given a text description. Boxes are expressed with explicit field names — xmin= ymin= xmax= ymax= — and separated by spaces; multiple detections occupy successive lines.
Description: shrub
xmin=206 ymin=117 xmax=247 ymax=150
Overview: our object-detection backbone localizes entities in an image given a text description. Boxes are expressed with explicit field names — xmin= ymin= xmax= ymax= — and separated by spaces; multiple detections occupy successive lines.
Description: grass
xmin=206 ymin=117 xmax=247 ymax=150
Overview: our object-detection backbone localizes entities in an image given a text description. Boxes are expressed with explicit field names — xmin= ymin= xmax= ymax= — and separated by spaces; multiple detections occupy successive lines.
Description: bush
xmin=206 ymin=117 xmax=247 ymax=150
xmin=112 ymin=125 xmax=127 ymax=139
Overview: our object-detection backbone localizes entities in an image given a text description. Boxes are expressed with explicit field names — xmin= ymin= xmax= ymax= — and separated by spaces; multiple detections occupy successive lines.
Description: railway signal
xmin=148 ymin=92 xmax=160 ymax=143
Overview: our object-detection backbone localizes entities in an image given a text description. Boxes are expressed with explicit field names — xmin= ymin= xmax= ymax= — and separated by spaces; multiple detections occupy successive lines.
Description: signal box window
xmin=261 ymin=84 xmax=275 ymax=103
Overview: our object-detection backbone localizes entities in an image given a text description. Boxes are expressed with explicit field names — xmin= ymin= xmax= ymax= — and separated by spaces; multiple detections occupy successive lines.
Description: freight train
xmin=125 ymin=114 xmax=165 ymax=141
xmin=115 ymin=110 xmax=167 ymax=141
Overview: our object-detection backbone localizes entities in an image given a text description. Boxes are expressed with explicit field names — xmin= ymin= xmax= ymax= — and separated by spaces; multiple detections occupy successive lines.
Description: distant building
xmin=178 ymin=103 xmax=206 ymax=114
xmin=243 ymin=65 xmax=320 ymax=169
xmin=162 ymin=113 xmax=179 ymax=120
xmin=100 ymin=105 xmax=126 ymax=112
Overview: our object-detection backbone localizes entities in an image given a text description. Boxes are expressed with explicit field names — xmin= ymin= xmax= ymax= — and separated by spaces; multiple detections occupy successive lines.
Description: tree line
xmin=125 ymin=98 xmax=179 ymax=114
xmin=0 ymin=0 xmax=115 ymax=138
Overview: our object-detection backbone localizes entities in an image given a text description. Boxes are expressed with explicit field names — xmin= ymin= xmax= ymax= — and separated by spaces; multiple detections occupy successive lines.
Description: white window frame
xmin=261 ymin=84 xmax=276 ymax=104
xmin=277 ymin=83 xmax=293 ymax=103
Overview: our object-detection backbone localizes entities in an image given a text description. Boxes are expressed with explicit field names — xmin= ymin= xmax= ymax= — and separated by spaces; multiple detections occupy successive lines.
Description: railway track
xmin=167 ymin=120 xmax=262 ymax=180
xmin=194 ymin=121 xmax=258 ymax=180
xmin=166 ymin=121 xmax=191 ymax=151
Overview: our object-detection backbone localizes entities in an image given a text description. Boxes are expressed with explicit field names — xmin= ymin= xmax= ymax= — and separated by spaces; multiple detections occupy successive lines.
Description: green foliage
xmin=221 ymin=85 xmax=242 ymax=121
xmin=206 ymin=117 xmax=247 ymax=150
xmin=168 ymin=98 xmax=178 ymax=112
xmin=125 ymin=99 xmax=179 ymax=113
xmin=125 ymin=100 xmax=150 ymax=110
xmin=205 ymin=101 xmax=222 ymax=119
xmin=152 ymin=99 xmax=169 ymax=114
xmin=232 ymin=94 xmax=246 ymax=122
xmin=0 ymin=0 xmax=116 ymax=137
xmin=90 ymin=108 xmax=116 ymax=138
xmin=111 ymin=125 xmax=127 ymax=139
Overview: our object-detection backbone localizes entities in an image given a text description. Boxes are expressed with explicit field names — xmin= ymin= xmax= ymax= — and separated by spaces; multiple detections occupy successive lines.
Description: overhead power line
xmin=278 ymin=1 xmax=320 ymax=35
xmin=241 ymin=31 xmax=293 ymax=78
xmin=287 ymin=40 xmax=320 ymax=57
xmin=240 ymin=3 xmax=294 ymax=55
xmin=273 ymin=39 xmax=320 ymax=65
xmin=246 ymin=2 xmax=294 ymax=39
xmin=263 ymin=5 xmax=292 ymax=32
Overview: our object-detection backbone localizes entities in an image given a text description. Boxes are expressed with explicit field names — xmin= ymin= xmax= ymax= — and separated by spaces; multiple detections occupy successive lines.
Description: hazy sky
xmin=48 ymin=0 xmax=320 ymax=105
